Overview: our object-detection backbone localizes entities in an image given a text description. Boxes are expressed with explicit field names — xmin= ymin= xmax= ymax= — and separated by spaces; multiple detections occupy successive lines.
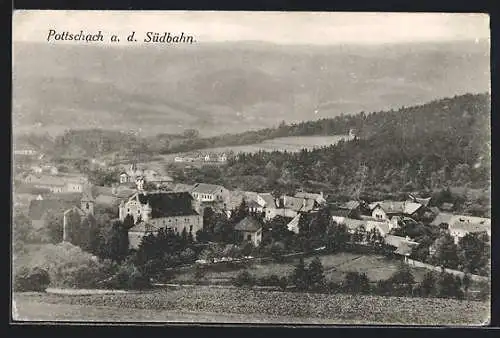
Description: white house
xmin=190 ymin=183 xmax=228 ymax=202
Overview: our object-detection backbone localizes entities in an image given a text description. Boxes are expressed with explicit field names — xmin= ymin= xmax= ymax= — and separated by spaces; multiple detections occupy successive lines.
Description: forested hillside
xmin=174 ymin=93 xmax=490 ymax=208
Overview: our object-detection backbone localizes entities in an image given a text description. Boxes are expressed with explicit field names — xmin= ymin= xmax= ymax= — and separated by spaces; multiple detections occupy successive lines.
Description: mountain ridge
xmin=13 ymin=40 xmax=490 ymax=137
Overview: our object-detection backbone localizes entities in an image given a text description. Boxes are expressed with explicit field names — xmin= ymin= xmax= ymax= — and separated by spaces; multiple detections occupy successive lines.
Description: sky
xmin=13 ymin=10 xmax=490 ymax=46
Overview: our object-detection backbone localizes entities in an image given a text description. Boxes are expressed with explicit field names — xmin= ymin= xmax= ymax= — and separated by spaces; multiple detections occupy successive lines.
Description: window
xmin=190 ymin=225 xmax=193 ymax=233
xmin=247 ymin=234 xmax=251 ymax=241
xmin=127 ymin=209 xmax=130 ymax=213
xmin=86 ymin=203 xmax=89 ymax=210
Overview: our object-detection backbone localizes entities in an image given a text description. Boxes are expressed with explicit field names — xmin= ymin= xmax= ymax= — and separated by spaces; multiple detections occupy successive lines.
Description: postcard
xmin=11 ymin=10 xmax=491 ymax=325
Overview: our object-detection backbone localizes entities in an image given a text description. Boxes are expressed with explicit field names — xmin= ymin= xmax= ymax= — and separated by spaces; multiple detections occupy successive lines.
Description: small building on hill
xmin=234 ymin=216 xmax=263 ymax=247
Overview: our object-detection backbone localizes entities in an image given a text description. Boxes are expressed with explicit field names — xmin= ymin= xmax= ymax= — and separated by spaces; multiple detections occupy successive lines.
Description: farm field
xmin=200 ymin=135 xmax=353 ymax=154
xmin=139 ymin=135 xmax=352 ymax=170
xmin=172 ymin=253 xmax=430 ymax=285
xmin=13 ymin=287 xmax=489 ymax=325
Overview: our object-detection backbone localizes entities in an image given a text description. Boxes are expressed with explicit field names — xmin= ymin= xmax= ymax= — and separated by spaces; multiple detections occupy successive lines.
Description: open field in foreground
xmin=13 ymin=287 xmax=489 ymax=325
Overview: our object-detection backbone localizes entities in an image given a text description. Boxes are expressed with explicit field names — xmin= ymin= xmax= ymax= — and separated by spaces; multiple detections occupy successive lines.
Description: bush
xmin=257 ymin=274 xmax=281 ymax=287
xmin=279 ymin=276 xmax=288 ymax=291
xmin=110 ymin=261 xmax=151 ymax=290
xmin=232 ymin=270 xmax=255 ymax=288
xmin=14 ymin=266 xmax=50 ymax=292
xmin=19 ymin=242 xmax=116 ymax=289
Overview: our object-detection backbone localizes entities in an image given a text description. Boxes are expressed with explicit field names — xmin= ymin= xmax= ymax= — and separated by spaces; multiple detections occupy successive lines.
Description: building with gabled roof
xmin=369 ymin=200 xmax=423 ymax=221
xmin=234 ymin=216 xmax=263 ymax=247
xmin=384 ymin=235 xmax=420 ymax=262
xmin=191 ymin=183 xmax=228 ymax=203
xmin=294 ymin=191 xmax=327 ymax=205
xmin=119 ymin=191 xmax=203 ymax=242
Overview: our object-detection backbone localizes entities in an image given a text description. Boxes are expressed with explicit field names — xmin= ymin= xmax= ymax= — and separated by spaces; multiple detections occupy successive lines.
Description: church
xmin=62 ymin=187 xmax=96 ymax=243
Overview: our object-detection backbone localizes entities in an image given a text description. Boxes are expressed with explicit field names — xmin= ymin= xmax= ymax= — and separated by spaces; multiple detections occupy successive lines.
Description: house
xmin=14 ymin=147 xmax=38 ymax=156
xmin=440 ymin=202 xmax=454 ymax=212
xmin=170 ymin=183 xmax=195 ymax=193
xmin=119 ymin=172 xmax=129 ymax=184
xmin=407 ymin=194 xmax=432 ymax=207
xmin=143 ymin=170 xmax=174 ymax=188
xmin=365 ymin=220 xmax=392 ymax=237
xmin=368 ymin=201 xmax=423 ymax=221
xmin=343 ymin=218 xmax=368 ymax=234
xmin=234 ymin=216 xmax=263 ymax=247
xmin=262 ymin=194 xmax=317 ymax=221
xmin=62 ymin=188 xmax=95 ymax=242
xmin=330 ymin=209 xmax=353 ymax=225
xmin=294 ymin=191 xmax=327 ymax=205
xmin=119 ymin=191 xmax=203 ymax=246
xmin=384 ymin=235 xmax=420 ymax=262
xmin=435 ymin=214 xmax=491 ymax=243
xmin=174 ymin=156 xmax=184 ymax=163
xmin=256 ymin=193 xmax=277 ymax=208
xmin=218 ymin=153 xmax=228 ymax=162
xmin=190 ymin=183 xmax=228 ymax=203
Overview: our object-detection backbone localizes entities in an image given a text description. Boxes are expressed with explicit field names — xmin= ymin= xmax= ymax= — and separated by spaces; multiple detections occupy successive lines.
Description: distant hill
xmin=12 ymin=40 xmax=490 ymax=137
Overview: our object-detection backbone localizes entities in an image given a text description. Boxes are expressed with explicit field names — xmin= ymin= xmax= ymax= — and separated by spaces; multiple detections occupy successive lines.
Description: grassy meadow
xmin=171 ymin=253 xmax=430 ymax=285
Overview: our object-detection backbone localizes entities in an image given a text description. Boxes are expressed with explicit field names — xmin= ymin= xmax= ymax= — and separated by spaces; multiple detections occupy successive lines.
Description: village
xmin=13 ymin=143 xmax=491 ymax=286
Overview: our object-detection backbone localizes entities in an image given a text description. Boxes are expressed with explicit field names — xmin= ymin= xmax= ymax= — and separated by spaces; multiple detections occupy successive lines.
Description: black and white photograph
xmin=11 ymin=11 xmax=491 ymax=325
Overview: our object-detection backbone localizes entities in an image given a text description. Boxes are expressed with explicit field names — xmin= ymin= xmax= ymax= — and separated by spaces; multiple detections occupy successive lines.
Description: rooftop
xmin=192 ymin=183 xmax=226 ymax=194
xmin=369 ymin=201 xmax=422 ymax=215
xmin=136 ymin=191 xmax=198 ymax=218
xmin=234 ymin=216 xmax=263 ymax=232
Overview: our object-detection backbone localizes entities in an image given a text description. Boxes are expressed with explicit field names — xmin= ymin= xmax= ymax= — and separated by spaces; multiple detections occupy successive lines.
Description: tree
xmin=123 ymin=214 xmax=135 ymax=230
xmin=326 ymin=222 xmax=350 ymax=252
xmin=42 ymin=210 xmax=64 ymax=243
xmin=389 ymin=265 xmax=415 ymax=296
xmin=13 ymin=211 xmax=31 ymax=248
xmin=307 ymin=257 xmax=326 ymax=291
xmin=343 ymin=272 xmax=370 ymax=294
xmin=291 ymin=257 xmax=308 ymax=291
xmin=352 ymin=225 xmax=366 ymax=243
xmin=462 ymin=273 xmax=472 ymax=296
xmin=419 ymin=271 xmax=437 ymax=297
xmin=436 ymin=272 xmax=464 ymax=299
xmin=99 ymin=220 xmax=130 ymax=263
xmin=457 ymin=232 xmax=490 ymax=275
xmin=431 ymin=233 xmax=460 ymax=269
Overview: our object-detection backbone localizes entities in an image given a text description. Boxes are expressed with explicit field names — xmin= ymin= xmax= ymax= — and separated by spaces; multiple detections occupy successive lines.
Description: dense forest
xmin=167 ymin=93 xmax=490 ymax=216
